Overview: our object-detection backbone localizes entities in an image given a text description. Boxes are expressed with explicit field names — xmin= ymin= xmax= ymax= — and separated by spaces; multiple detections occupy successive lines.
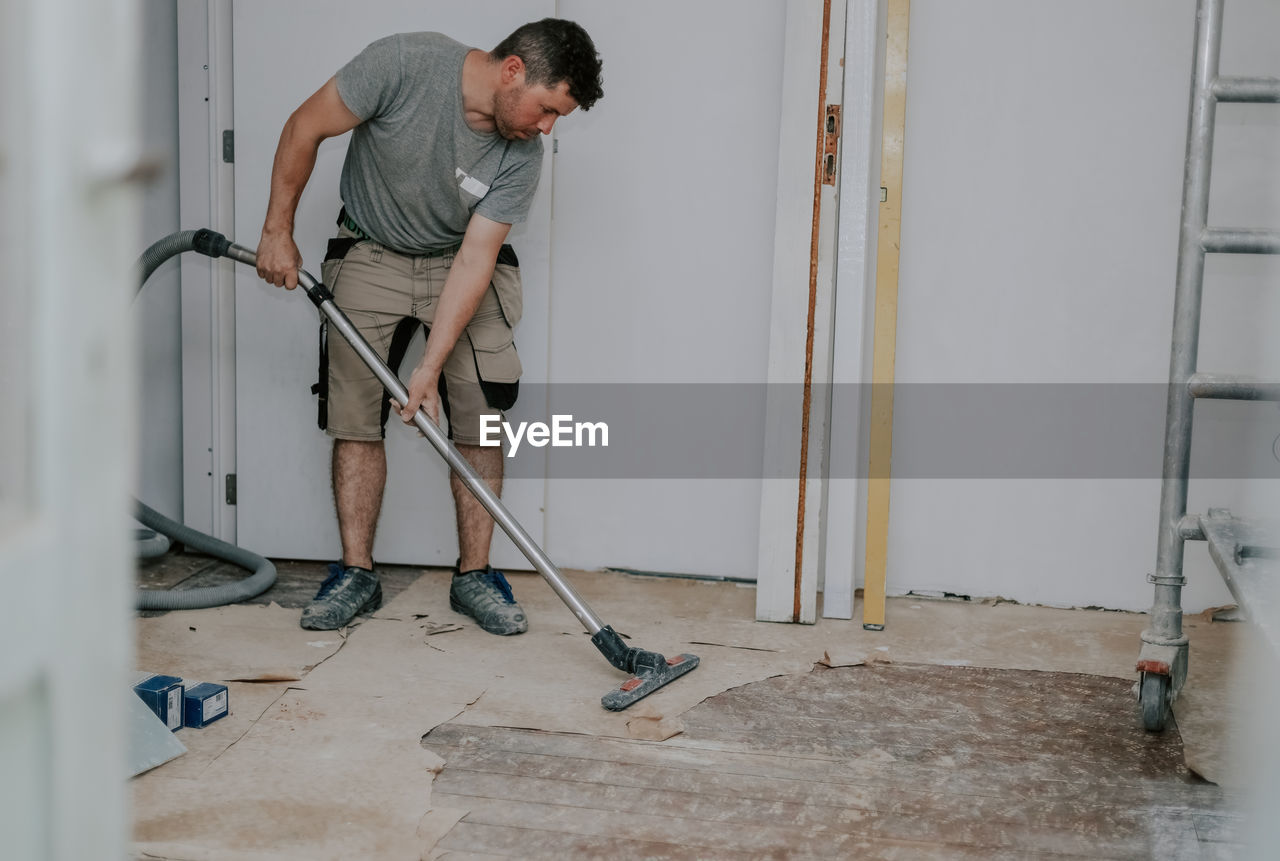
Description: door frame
xmin=756 ymin=0 xmax=885 ymax=623
xmin=178 ymin=0 xmax=238 ymax=543
xmin=820 ymin=0 xmax=890 ymax=620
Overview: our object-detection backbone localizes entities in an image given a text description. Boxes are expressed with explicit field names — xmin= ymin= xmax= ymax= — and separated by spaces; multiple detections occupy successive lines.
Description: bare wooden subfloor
xmin=423 ymin=664 xmax=1242 ymax=860
xmin=136 ymin=554 xmax=1246 ymax=859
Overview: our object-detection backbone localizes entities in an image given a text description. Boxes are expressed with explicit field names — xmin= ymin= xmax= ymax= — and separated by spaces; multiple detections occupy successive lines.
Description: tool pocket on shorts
xmin=468 ymin=317 xmax=522 ymax=386
xmin=492 ymin=244 xmax=523 ymax=328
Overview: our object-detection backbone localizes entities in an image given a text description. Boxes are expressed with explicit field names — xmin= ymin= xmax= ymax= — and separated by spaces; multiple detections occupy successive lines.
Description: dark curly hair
xmin=493 ymin=18 xmax=603 ymax=110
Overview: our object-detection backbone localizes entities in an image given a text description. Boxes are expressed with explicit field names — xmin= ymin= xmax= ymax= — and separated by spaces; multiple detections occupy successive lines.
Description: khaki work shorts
xmin=317 ymin=226 xmax=523 ymax=445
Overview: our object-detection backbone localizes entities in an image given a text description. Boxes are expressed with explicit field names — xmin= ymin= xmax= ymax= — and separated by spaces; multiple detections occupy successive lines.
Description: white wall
xmin=862 ymin=0 xmax=1280 ymax=611
xmin=135 ymin=0 xmax=183 ymax=519
xmin=544 ymin=1 xmax=786 ymax=578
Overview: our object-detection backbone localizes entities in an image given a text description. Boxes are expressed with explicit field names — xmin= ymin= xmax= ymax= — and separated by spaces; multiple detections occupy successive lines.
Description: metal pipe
xmin=223 ymin=242 xmax=608 ymax=635
xmin=1200 ymin=227 xmax=1280 ymax=255
xmin=1188 ymin=373 xmax=1280 ymax=401
xmin=1149 ymin=0 xmax=1224 ymax=645
xmin=1213 ymin=76 xmax=1280 ymax=103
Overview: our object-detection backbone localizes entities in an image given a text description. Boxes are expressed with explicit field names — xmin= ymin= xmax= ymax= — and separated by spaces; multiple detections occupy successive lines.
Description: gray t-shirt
xmin=334 ymin=32 xmax=543 ymax=254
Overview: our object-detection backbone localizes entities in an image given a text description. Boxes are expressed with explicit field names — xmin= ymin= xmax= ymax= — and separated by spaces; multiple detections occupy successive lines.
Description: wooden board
xmin=863 ymin=0 xmax=912 ymax=631
xmin=423 ymin=664 xmax=1242 ymax=859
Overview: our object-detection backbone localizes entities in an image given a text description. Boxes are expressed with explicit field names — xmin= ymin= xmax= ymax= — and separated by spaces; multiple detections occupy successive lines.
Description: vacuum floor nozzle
xmin=601 ymin=651 xmax=701 ymax=711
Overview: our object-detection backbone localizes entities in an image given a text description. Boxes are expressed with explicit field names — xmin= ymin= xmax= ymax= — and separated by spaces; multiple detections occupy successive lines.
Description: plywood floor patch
xmin=424 ymin=665 xmax=1241 ymax=859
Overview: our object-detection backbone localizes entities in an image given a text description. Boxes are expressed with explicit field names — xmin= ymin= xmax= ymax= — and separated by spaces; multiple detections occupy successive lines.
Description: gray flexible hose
xmin=135 ymin=528 xmax=172 ymax=560
xmin=134 ymin=229 xmax=277 ymax=610
xmin=137 ymin=229 xmax=200 ymax=286
xmin=136 ymin=500 xmax=277 ymax=610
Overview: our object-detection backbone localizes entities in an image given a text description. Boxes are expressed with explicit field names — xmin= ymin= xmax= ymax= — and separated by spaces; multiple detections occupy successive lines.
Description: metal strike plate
xmin=823 ymin=105 xmax=841 ymax=186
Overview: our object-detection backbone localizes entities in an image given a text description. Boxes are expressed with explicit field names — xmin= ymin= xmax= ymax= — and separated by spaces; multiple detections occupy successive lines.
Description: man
xmin=254 ymin=19 xmax=603 ymax=633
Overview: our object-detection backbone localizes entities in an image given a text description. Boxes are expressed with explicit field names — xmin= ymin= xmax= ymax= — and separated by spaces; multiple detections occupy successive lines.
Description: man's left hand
xmin=395 ymin=363 xmax=442 ymax=428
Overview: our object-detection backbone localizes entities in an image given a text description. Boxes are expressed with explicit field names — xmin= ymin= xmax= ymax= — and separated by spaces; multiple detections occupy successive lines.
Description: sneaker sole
xmin=449 ymin=597 xmax=527 ymax=635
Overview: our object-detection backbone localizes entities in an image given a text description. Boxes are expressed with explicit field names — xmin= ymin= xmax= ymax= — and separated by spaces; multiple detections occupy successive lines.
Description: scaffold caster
xmin=1140 ymin=671 xmax=1173 ymax=732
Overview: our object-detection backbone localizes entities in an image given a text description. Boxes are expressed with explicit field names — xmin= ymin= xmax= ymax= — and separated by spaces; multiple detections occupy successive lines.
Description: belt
xmin=336 ymin=208 xmax=461 ymax=259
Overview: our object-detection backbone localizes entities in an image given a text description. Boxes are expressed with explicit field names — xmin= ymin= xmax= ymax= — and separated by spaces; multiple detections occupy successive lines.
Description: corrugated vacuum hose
xmin=134 ymin=230 xmax=277 ymax=611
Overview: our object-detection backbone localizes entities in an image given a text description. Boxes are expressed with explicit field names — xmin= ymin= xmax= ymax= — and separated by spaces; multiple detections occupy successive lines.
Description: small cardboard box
xmin=182 ymin=682 xmax=229 ymax=728
xmin=133 ymin=674 xmax=185 ymax=732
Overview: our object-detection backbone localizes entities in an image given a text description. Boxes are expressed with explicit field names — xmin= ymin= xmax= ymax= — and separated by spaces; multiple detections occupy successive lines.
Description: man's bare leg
xmin=332 ymin=438 xmax=387 ymax=569
xmin=451 ymin=442 xmax=503 ymax=571
xmin=298 ymin=438 xmax=386 ymax=630
xmin=448 ymin=441 xmax=525 ymax=634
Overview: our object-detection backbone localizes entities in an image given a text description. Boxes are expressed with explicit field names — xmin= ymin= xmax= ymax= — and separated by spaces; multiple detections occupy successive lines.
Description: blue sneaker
xmin=300 ymin=563 xmax=382 ymax=630
xmin=450 ymin=566 xmax=528 ymax=635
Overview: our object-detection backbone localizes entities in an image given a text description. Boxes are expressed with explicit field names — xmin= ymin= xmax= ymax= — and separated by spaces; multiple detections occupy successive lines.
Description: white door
xmin=0 ymin=0 xmax=140 ymax=857
xmin=228 ymin=0 xmax=554 ymax=568
xmin=545 ymin=0 xmax=796 ymax=579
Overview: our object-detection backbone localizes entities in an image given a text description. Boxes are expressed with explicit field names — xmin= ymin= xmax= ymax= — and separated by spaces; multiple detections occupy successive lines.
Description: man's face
xmin=494 ymin=79 xmax=579 ymax=141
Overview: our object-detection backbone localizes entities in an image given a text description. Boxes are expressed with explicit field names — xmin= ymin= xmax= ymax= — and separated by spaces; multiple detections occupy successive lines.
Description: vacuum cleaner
xmin=136 ymin=228 xmax=699 ymax=710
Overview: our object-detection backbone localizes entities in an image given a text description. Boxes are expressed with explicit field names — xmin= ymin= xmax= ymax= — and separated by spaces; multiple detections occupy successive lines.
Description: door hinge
xmin=822 ymin=105 xmax=841 ymax=186
xmin=222 ymin=129 xmax=234 ymax=163
xmin=225 ymin=473 xmax=237 ymax=505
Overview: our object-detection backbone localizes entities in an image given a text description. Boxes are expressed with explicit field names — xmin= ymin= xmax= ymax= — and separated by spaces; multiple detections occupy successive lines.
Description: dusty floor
xmin=132 ymin=556 xmax=1263 ymax=859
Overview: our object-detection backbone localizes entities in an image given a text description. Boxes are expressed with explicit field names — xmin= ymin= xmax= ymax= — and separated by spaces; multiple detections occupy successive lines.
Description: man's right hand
xmin=256 ymin=229 xmax=303 ymax=290
xmin=255 ymin=77 xmax=361 ymax=291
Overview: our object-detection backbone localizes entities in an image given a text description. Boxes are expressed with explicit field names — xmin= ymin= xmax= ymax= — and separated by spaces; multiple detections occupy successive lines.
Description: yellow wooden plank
xmin=863 ymin=0 xmax=911 ymax=630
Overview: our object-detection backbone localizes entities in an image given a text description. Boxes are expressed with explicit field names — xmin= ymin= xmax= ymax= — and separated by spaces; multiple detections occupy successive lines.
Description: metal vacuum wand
xmin=237 ymin=240 xmax=608 ymax=636
xmin=208 ymin=231 xmax=698 ymax=710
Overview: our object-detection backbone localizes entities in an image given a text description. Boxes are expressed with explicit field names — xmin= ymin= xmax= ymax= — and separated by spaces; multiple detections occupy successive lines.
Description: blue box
xmin=183 ymin=683 xmax=229 ymax=728
xmin=133 ymin=674 xmax=185 ymax=732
